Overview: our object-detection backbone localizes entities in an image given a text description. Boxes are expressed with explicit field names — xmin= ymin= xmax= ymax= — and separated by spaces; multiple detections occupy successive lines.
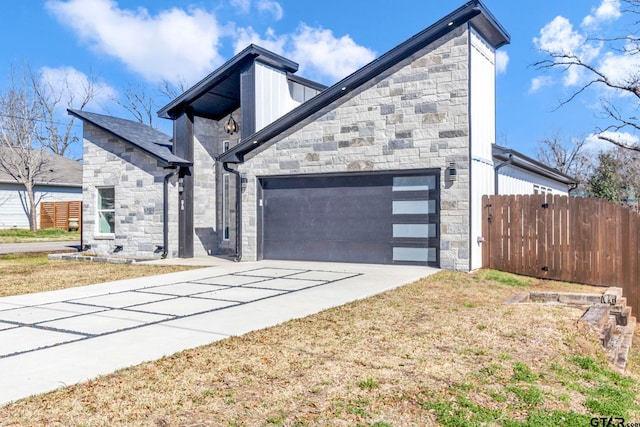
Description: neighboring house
xmin=493 ymin=144 xmax=576 ymax=196
xmin=0 ymin=147 xmax=82 ymax=229
xmin=70 ymin=1 xmax=574 ymax=270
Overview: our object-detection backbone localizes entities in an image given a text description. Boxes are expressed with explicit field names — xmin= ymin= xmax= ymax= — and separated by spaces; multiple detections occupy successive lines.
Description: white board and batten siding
xmin=469 ymin=28 xmax=497 ymax=271
xmin=254 ymin=62 xmax=321 ymax=132
xmin=0 ymin=183 xmax=81 ymax=229
xmin=496 ymin=164 xmax=570 ymax=196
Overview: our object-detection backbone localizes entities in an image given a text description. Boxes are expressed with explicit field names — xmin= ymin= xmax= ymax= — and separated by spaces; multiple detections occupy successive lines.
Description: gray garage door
xmin=258 ymin=171 xmax=439 ymax=266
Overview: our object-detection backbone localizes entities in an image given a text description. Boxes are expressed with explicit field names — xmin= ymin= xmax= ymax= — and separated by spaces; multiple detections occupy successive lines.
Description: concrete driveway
xmin=0 ymin=259 xmax=438 ymax=405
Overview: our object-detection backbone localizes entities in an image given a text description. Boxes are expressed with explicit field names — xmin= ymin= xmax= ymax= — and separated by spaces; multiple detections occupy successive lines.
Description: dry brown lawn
xmin=0 ymin=254 xmax=199 ymax=297
xmin=0 ymin=268 xmax=638 ymax=426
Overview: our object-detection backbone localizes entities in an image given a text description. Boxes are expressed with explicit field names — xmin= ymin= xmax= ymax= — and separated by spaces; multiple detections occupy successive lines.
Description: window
xmin=533 ymin=185 xmax=552 ymax=195
xmin=97 ymin=187 xmax=115 ymax=234
xmin=223 ymin=174 xmax=230 ymax=241
xmin=223 ymin=140 xmax=230 ymax=152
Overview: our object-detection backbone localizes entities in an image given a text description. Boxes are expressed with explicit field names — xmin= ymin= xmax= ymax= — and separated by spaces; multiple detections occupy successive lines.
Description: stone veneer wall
xmin=81 ymin=123 xmax=179 ymax=259
xmin=192 ymin=110 xmax=242 ymax=256
xmin=238 ymin=26 xmax=471 ymax=270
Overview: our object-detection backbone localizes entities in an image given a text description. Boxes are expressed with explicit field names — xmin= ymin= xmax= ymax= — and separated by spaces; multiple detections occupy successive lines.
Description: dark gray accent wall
xmin=240 ymin=63 xmax=256 ymax=137
xmin=174 ymin=110 xmax=195 ymax=258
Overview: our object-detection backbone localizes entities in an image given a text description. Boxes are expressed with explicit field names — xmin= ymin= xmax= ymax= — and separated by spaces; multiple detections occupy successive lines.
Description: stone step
xmin=577 ymin=304 xmax=611 ymax=334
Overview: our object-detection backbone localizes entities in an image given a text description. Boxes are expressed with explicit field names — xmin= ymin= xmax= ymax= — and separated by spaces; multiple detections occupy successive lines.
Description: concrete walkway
xmin=0 ymin=259 xmax=438 ymax=405
xmin=0 ymin=240 xmax=80 ymax=255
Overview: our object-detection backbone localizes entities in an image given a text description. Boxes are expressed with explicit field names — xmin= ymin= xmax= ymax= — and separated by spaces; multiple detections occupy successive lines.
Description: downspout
xmin=162 ymin=168 xmax=179 ymax=259
xmin=223 ymin=162 xmax=242 ymax=262
xmin=493 ymin=152 xmax=513 ymax=195
xmin=568 ymin=182 xmax=578 ymax=195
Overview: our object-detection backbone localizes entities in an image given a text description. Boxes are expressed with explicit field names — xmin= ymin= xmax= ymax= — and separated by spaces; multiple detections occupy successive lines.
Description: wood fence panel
xmin=483 ymin=194 xmax=639 ymax=316
xmin=40 ymin=201 xmax=82 ymax=232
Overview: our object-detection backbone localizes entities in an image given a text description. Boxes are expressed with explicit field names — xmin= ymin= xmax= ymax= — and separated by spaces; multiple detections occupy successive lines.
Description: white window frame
xmin=96 ymin=186 xmax=115 ymax=238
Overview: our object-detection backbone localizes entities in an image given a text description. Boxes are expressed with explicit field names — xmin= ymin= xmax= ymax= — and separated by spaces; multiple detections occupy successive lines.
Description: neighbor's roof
xmin=218 ymin=0 xmax=510 ymax=163
xmin=492 ymin=144 xmax=577 ymax=185
xmin=157 ymin=44 xmax=326 ymax=121
xmin=0 ymin=146 xmax=82 ymax=187
xmin=68 ymin=109 xmax=191 ymax=167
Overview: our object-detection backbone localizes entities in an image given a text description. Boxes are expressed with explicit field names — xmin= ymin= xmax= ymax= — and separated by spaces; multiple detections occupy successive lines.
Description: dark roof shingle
xmin=0 ymin=146 xmax=82 ymax=186
xmin=68 ymin=109 xmax=190 ymax=167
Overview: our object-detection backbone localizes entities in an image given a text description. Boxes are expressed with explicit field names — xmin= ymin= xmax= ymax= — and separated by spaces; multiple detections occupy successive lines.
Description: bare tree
xmin=0 ymin=68 xmax=50 ymax=231
xmin=533 ymin=0 xmax=640 ymax=152
xmin=29 ymin=65 xmax=98 ymax=158
xmin=111 ymin=83 xmax=156 ymax=127
xmin=159 ymin=78 xmax=189 ymax=101
xmin=536 ymin=133 xmax=591 ymax=177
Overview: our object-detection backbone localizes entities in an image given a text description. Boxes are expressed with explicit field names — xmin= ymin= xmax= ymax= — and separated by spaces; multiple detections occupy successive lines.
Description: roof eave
xmin=0 ymin=179 xmax=82 ymax=188
xmin=493 ymin=145 xmax=577 ymax=185
xmin=157 ymin=44 xmax=300 ymax=119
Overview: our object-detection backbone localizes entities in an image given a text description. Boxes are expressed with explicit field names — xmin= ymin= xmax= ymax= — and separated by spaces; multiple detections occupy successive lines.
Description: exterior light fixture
xmin=225 ymin=113 xmax=238 ymax=135
xmin=447 ymin=21 xmax=454 ymax=26
xmin=448 ymin=162 xmax=457 ymax=182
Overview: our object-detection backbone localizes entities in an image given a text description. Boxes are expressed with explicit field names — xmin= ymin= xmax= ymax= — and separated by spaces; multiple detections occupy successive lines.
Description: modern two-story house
xmin=70 ymin=1 xmax=575 ymax=270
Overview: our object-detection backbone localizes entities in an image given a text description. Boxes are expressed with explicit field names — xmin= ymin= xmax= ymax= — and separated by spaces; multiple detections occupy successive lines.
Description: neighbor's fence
xmin=482 ymin=194 xmax=639 ymax=315
xmin=40 ymin=201 xmax=82 ymax=231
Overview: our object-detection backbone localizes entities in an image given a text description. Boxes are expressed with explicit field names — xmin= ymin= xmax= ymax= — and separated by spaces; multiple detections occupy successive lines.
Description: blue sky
xmin=1 ymin=0 xmax=635 ymax=160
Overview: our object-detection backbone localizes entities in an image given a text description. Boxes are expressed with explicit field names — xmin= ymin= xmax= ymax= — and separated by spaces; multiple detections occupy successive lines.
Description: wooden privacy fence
xmin=482 ymin=194 xmax=639 ymax=315
xmin=40 ymin=201 xmax=82 ymax=231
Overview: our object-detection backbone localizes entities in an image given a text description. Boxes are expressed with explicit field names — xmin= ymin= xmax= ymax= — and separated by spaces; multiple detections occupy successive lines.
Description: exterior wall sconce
xmin=225 ymin=113 xmax=238 ymax=135
xmin=447 ymin=162 xmax=457 ymax=182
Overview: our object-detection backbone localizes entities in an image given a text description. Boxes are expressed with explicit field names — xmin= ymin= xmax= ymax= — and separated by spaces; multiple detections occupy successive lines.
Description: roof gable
xmin=68 ymin=109 xmax=190 ymax=167
xmin=218 ymin=0 xmax=510 ymax=163
xmin=157 ymin=44 xmax=310 ymax=120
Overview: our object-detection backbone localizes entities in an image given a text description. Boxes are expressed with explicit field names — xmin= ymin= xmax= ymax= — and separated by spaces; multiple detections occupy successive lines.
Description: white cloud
xmin=598 ymin=48 xmax=640 ymax=87
xmin=528 ymin=76 xmax=554 ymax=93
xmin=290 ymin=25 xmax=376 ymax=82
xmin=233 ymin=26 xmax=287 ymax=54
xmin=584 ymin=130 xmax=637 ymax=152
xmin=496 ymin=50 xmax=509 ymax=74
xmin=46 ymin=0 xmax=225 ymax=85
xmin=47 ymin=0 xmax=374 ymax=88
xmin=534 ymin=15 xmax=602 ymax=87
xmin=230 ymin=0 xmax=250 ymax=14
xmin=582 ymin=0 xmax=621 ymax=27
xmin=39 ymin=66 xmax=116 ymax=112
xmin=534 ymin=16 xmax=584 ymax=56
xmin=256 ymin=0 xmax=283 ymax=21
xmin=233 ymin=24 xmax=376 ymax=83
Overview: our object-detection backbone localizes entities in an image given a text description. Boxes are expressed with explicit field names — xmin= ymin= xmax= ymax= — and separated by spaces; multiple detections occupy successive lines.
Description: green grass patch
xmin=482 ymin=270 xmax=533 ymax=287
xmin=512 ymin=362 xmax=537 ymax=383
xmin=358 ymin=377 xmax=379 ymax=390
xmin=0 ymin=228 xmax=80 ymax=243
xmin=507 ymin=385 xmax=544 ymax=407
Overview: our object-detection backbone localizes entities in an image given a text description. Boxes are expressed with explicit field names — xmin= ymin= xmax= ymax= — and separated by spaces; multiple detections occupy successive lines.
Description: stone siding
xmin=237 ymin=26 xmax=471 ymax=270
xmin=81 ymin=123 xmax=178 ymax=259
